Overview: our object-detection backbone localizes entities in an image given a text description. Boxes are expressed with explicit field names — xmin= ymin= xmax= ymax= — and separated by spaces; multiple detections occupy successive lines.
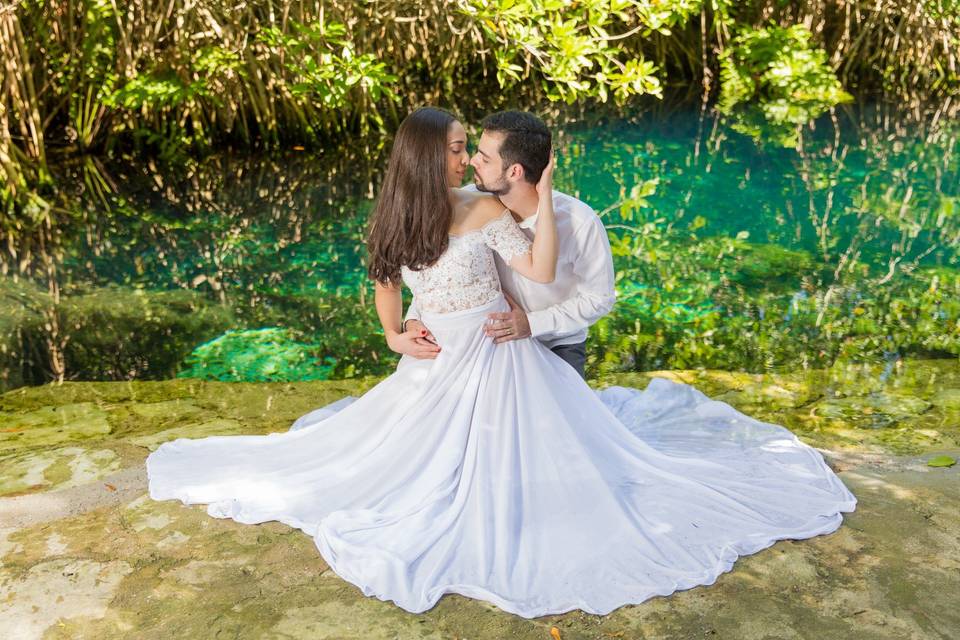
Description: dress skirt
xmin=147 ymin=294 xmax=856 ymax=618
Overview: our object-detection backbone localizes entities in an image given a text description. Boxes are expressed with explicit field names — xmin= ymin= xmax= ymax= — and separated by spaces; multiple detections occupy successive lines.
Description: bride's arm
xmin=528 ymin=153 xmax=557 ymax=281
xmin=375 ymin=280 xmax=441 ymax=358
xmin=503 ymin=153 xmax=557 ymax=283
xmin=374 ymin=280 xmax=403 ymax=337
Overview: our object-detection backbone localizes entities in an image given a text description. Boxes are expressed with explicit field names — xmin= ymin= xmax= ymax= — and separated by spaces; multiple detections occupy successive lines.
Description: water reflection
xmin=1 ymin=103 xmax=957 ymax=389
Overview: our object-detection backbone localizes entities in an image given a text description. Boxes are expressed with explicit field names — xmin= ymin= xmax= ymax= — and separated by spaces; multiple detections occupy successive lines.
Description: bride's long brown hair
xmin=366 ymin=106 xmax=457 ymax=286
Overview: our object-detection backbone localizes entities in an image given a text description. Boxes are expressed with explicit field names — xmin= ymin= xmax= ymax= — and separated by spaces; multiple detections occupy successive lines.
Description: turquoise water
xmin=64 ymin=105 xmax=960 ymax=288
xmin=4 ymin=103 xmax=958 ymax=385
xmin=565 ymin=108 xmax=956 ymax=261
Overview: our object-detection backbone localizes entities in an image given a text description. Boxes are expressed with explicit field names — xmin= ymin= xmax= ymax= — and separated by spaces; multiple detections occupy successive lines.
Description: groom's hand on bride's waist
xmin=388 ymin=320 xmax=440 ymax=359
xmin=485 ymin=297 xmax=531 ymax=344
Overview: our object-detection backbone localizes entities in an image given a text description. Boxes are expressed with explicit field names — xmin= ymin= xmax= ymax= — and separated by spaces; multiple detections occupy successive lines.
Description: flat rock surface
xmin=1 ymin=360 xmax=958 ymax=639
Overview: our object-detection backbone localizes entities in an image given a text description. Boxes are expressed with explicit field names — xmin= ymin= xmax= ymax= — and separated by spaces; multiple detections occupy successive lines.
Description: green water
xmin=3 ymin=103 xmax=958 ymax=386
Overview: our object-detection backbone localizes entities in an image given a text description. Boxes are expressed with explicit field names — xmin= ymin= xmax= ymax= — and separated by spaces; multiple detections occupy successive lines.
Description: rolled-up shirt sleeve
xmin=525 ymin=216 xmax=617 ymax=340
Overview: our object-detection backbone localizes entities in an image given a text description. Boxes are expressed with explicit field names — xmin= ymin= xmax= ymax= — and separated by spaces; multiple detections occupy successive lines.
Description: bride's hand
xmin=536 ymin=149 xmax=555 ymax=198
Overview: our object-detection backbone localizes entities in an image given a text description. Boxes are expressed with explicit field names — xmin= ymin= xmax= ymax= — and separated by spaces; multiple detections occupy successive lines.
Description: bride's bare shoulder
xmin=453 ymin=189 xmax=507 ymax=225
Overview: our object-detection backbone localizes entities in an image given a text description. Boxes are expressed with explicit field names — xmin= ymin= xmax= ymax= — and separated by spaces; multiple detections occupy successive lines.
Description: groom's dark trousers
xmin=550 ymin=341 xmax=587 ymax=380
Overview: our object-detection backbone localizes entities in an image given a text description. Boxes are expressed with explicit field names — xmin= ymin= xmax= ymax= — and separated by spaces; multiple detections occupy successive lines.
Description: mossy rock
xmin=812 ymin=394 xmax=932 ymax=428
xmin=1 ymin=361 xmax=957 ymax=465
xmin=931 ymin=388 xmax=960 ymax=412
xmin=0 ymin=446 xmax=120 ymax=497
xmin=714 ymin=379 xmax=820 ymax=411
xmin=0 ymin=379 xmax=199 ymax=412
xmin=1 ymin=362 xmax=960 ymax=637
xmin=58 ymin=285 xmax=237 ymax=380
xmin=733 ymin=242 xmax=816 ymax=286
xmin=0 ymin=280 xmax=236 ymax=390
xmin=600 ymin=360 xmax=959 ymax=454
xmin=0 ymin=402 xmax=112 ymax=452
xmin=126 ymin=419 xmax=246 ymax=451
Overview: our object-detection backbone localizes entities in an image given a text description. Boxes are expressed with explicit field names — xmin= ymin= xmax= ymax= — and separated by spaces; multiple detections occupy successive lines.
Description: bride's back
xmin=401 ymin=191 xmax=529 ymax=315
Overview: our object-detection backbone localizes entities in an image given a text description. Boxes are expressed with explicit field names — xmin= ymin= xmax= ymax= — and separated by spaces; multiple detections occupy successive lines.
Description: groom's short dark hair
xmin=480 ymin=111 xmax=551 ymax=184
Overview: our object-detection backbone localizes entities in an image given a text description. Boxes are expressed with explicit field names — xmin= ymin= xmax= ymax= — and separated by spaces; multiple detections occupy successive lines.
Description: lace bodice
xmin=401 ymin=210 xmax=532 ymax=314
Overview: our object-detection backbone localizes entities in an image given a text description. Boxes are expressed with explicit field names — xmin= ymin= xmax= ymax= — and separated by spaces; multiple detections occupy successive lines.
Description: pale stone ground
xmin=1 ymin=360 xmax=958 ymax=639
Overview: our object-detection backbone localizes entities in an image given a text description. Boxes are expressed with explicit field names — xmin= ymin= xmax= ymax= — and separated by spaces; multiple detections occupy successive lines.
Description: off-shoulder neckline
xmin=448 ymin=209 xmax=513 ymax=239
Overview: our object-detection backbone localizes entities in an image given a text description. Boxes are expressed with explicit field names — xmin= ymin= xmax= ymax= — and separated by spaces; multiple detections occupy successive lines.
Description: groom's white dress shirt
xmin=407 ymin=185 xmax=617 ymax=349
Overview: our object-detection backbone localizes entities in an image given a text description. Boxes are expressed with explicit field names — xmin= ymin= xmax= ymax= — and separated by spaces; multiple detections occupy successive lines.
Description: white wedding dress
xmin=147 ymin=210 xmax=856 ymax=618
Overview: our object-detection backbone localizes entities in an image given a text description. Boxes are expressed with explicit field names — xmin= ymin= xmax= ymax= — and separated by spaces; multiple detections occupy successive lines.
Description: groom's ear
xmin=506 ymin=162 xmax=525 ymax=182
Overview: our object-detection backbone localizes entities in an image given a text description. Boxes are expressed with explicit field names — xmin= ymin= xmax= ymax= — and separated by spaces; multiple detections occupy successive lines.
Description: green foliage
xmin=460 ymin=0 xmax=697 ymax=103
xmin=242 ymin=288 xmax=398 ymax=381
xmin=7 ymin=0 xmax=960 ymax=218
xmin=719 ymin=25 xmax=853 ymax=147
xmin=593 ymin=226 xmax=960 ymax=375
xmin=256 ymin=20 xmax=398 ymax=123
xmin=585 ymin=146 xmax=960 ymax=377
xmin=177 ymin=328 xmax=334 ymax=382
xmin=3 ymin=96 xmax=957 ymax=388
xmin=110 ymin=72 xmax=207 ymax=111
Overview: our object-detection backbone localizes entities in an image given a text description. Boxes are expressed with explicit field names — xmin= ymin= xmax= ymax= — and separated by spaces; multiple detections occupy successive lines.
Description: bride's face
xmin=446 ymin=121 xmax=469 ymax=187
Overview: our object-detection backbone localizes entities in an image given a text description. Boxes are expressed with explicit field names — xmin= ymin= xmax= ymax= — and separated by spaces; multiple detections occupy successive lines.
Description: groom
xmin=395 ymin=110 xmax=616 ymax=379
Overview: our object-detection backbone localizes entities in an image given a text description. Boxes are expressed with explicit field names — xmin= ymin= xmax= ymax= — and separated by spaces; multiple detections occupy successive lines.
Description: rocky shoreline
xmin=2 ymin=361 xmax=958 ymax=639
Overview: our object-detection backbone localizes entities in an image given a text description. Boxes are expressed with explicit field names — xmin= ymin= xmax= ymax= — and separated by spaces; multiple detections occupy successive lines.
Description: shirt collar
xmin=517 ymin=205 xmax=539 ymax=229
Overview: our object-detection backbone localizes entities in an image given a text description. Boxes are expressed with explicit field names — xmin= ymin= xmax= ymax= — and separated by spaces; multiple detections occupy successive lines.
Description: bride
xmin=147 ymin=107 xmax=857 ymax=619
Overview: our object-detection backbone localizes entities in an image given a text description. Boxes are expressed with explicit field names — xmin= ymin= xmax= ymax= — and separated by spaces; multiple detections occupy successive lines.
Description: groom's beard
xmin=474 ymin=172 xmax=511 ymax=197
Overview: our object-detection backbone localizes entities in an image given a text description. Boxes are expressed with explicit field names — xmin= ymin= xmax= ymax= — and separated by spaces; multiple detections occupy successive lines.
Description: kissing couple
xmin=147 ymin=107 xmax=857 ymax=618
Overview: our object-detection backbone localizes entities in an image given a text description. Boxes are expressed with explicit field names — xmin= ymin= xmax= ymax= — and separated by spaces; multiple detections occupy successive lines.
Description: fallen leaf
xmin=927 ymin=455 xmax=956 ymax=468
xmin=104 ymin=483 xmax=117 ymax=491
xmin=550 ymin=627 xmax=561 ymax=640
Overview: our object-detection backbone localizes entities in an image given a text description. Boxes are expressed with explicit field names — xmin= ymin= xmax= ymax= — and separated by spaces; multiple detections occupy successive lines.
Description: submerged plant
xmin=177 ymin=328 xmax=334 ymax=382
